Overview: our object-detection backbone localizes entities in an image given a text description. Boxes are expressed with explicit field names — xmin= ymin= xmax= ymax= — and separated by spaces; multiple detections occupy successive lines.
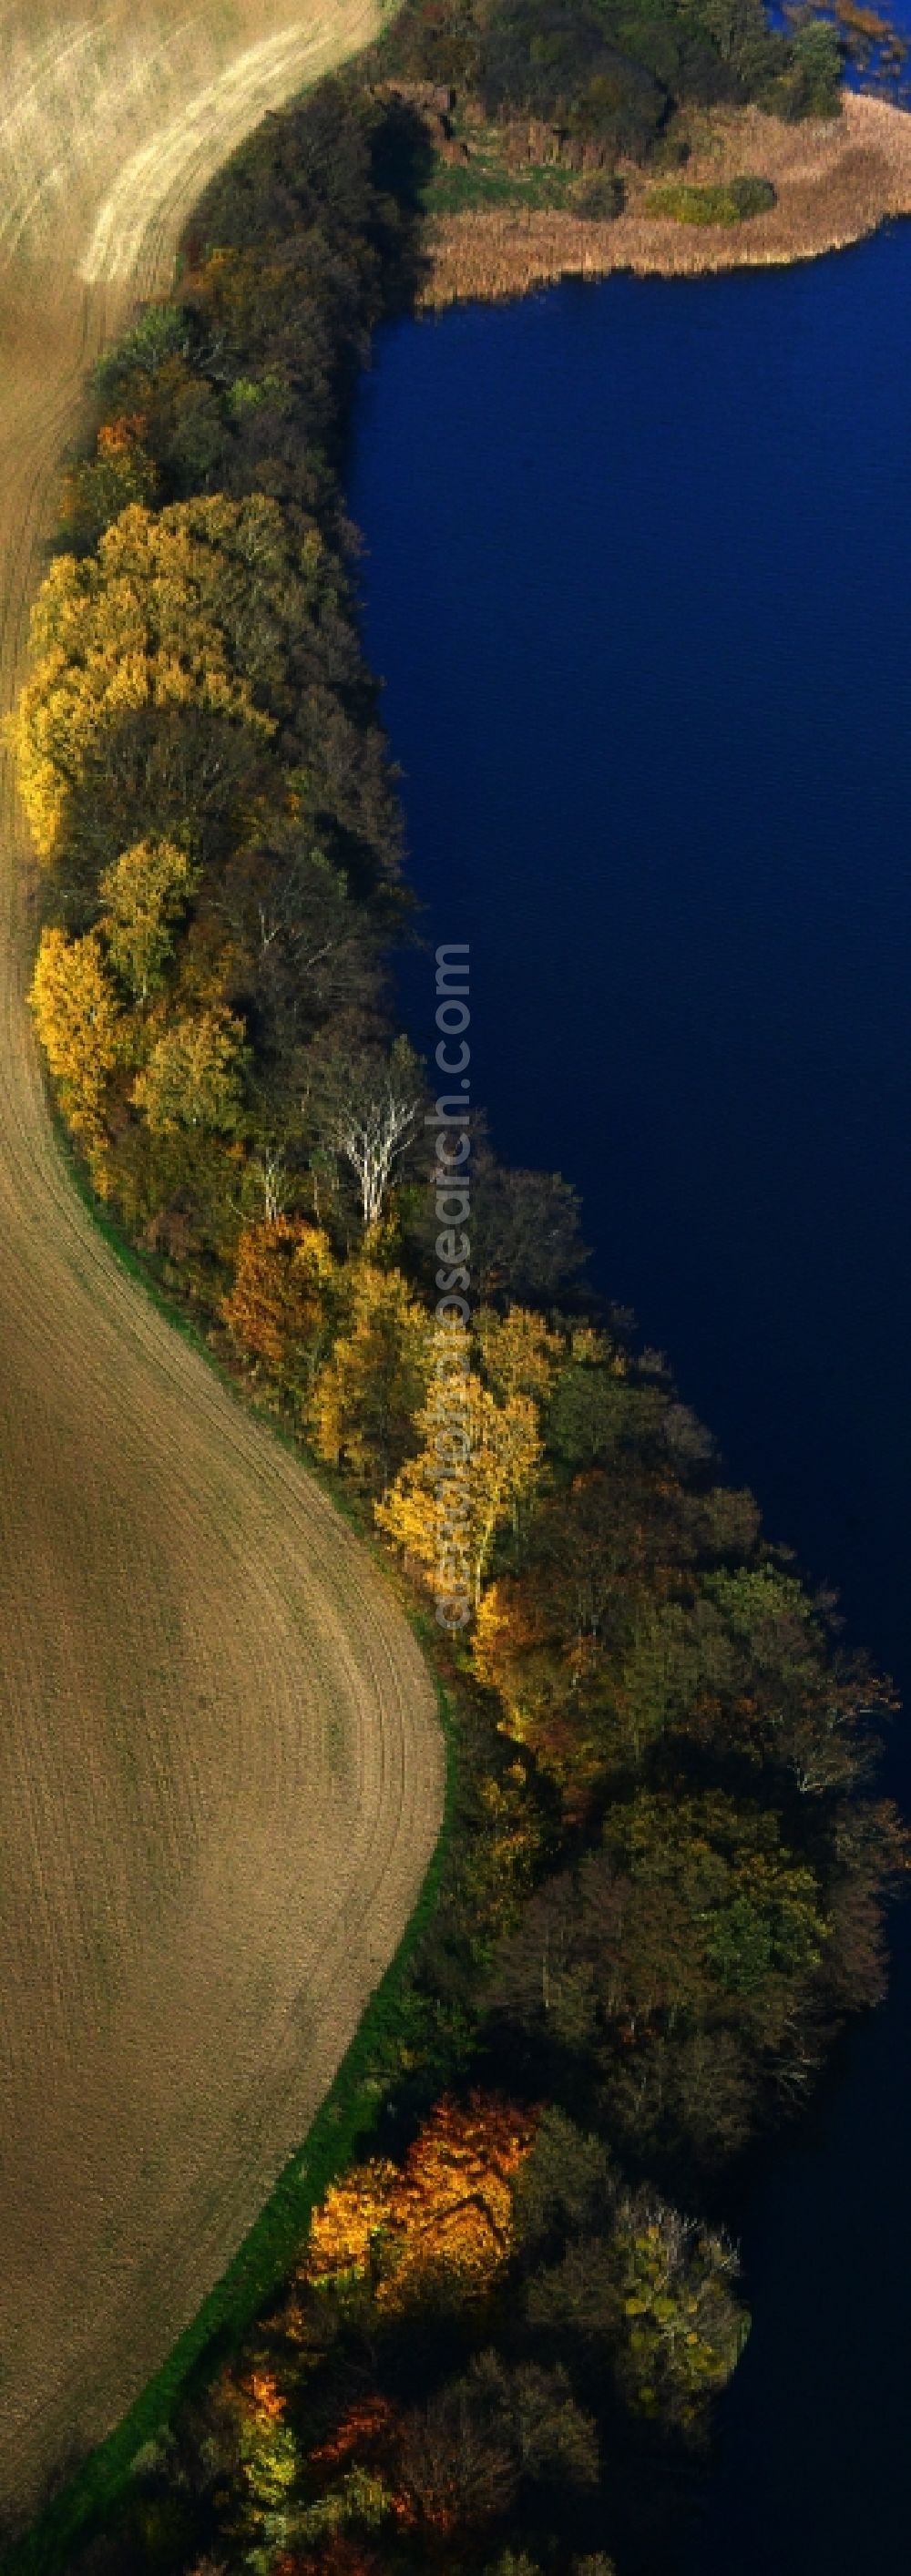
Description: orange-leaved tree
xmin=302 ymin=2096 xmax=537 ymax=2314
xmin=221 ymin=1216 xmax=338 ymax=1402
xmin=383 ymin=2094 xmax=537 ymax=2310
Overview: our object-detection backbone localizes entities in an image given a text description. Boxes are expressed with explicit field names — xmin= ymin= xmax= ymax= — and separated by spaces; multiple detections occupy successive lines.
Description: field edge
xmin=3 ymin=1113 xmax=453 ymax=2576
xmin=0 ymin=1451 xmax=453 ymax=2576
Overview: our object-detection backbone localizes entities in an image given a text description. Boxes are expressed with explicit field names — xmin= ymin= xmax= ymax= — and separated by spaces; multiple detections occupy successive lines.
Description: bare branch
xmin=333 ymin=1082 xmax=419 ymax=1229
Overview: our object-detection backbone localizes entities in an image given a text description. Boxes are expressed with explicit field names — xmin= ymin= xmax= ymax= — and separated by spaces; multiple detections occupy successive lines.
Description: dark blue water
xmin=349 ymin=221 xmax=911 ymax=2571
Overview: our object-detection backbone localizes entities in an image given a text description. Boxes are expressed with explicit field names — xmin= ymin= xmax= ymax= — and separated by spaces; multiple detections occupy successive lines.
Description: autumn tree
xmin=394 ymin=2371 xmax=517 ymax=2536
xmin=473 ymin=1573 xmax=603 ymax=1814
xmin=476 ymin=1304 xmax=564 ymax=1404
xmin=470 ymin=1375 xmax=706 ymax=1804
xmin=99 ymin=835 xmax=197 ymax=1003
xmin=130 ymin=1006 xmax=249 ymax=1136
xmin=382 ymin=2095 xmax=537 ymax=2312
xmin=395 ymin=2352 xmax=597 ymax=2537
xmin=302 ymin=2096 xmax=536 ymax=2315
xmin=488 ymin=1792 xmax=834 ymax=2169
xmin=525 ymin=2185 xmax=747 ymax=2433
xmin=90 ymin=300 xmax=228 ymax=494
xmin=472 ymin=1402 xmax=890 ymax=1816
xmin=221 ymin=1216 xmax=337 ymax=1401
xmin=459 ymin=1760 xmax=546 ymax=1946
xmin=510 ymin=2104 xmax=747 ymax=2434
xmin=14 ymin=496 xmax=288 ymax=866
xmin=29 ymin=925 xmax=123 ymax=1186
xmin=291 ymin=2466 xmax=396 ymax=2554
xmin=220 ymin=2366 xmax=300 ymax=2571
xmin=309 ymin=1260 xmax=432 ymax=1494
xmin=303 ymin=2158 xmax=400 ymax=2290
xmin=59 ymin=412 xmax=158 ymax=554
xmin=375 ymin=1325 xmax=543 ymax=1612
xmin=605 ymin=2192 xmax=748 ymax=2430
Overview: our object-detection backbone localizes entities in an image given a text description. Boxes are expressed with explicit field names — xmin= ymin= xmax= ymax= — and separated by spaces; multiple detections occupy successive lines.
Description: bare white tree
xmin=333 ymin=1072 xmax=419 ymax=1229
xmin=253 ymin=1142 xmax=288 ymax=1223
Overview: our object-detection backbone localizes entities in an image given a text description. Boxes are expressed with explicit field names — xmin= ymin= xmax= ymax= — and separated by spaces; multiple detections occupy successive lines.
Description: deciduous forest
xmin=15 ymin=19 xmax=906 ymax=2574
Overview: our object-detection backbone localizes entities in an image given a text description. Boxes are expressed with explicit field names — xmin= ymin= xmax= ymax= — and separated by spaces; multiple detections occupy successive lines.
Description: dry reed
xmin=422 ymin=92 xmax=911 ymax=306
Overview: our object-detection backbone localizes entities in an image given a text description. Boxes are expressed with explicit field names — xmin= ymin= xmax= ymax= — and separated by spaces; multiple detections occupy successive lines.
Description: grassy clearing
xmin=423 ymin=147 xmax=577 ymax=218
xmin=419 ymin=115 xmax=624 ymax=220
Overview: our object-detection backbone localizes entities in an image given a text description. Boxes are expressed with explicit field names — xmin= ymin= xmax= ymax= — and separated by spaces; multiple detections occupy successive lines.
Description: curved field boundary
xmin=0 ymin=0 xmax=444 ymax=2536
xmin=0 ymin=1601 xmax=454 ymax=2576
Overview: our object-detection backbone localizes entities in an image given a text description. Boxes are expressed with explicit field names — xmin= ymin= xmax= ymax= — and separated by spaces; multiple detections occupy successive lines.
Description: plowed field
xmin=0 ymin=0 xmax=444 ymax=2530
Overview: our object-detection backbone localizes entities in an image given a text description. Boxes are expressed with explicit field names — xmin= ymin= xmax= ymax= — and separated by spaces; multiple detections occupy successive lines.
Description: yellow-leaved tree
xmin=29 ymin=926 xmax=123 ymax=1188
xmin=13 ymin=495 xmax=284 ymax=863
xmin=302 ymin=2160 xmax=400 ymax=2288
xmin=99 ymin=836 xmax=197 ymax=1003
xmin=309 ymin=1260 xmax=433 ymax=1496
xmin=475 ymin=1303 xmax=564 ymax=1403
xmin=375 ymin=1324 xmax=543 ymax=1612
xmin=130 ymin=1007 xmax=249 ymax=1136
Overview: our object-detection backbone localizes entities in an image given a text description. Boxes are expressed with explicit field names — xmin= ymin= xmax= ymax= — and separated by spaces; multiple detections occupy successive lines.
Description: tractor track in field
xmin=0 ymin=0 xmax=444 ymax=2528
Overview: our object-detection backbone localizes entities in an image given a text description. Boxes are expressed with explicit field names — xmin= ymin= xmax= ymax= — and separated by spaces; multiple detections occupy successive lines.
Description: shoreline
xmin=422 ymin=90 xmax=911 ymax=306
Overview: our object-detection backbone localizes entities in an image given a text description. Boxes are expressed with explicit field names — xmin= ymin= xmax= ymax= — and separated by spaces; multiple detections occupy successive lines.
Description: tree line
xmin=16 ymin=47 xmax=905 ymax=2576
xmin=372 ymin=0 xmax=845 ymax=163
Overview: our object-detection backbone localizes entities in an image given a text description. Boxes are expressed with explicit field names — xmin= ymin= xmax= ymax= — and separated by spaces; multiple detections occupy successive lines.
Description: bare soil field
xmin=0 ymin=0 xmax=445 ymax=2532
xmin=425 ymin=89 xmax=911 ymax=304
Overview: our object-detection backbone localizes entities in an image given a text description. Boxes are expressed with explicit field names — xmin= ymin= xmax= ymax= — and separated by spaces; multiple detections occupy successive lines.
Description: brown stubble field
xmin=0 ymin=0 xmax=445 ymax=2531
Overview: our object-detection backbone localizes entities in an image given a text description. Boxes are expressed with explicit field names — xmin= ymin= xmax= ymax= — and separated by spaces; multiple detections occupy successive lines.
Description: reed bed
xmin=423 ymin=91 xmax=911 ymax=305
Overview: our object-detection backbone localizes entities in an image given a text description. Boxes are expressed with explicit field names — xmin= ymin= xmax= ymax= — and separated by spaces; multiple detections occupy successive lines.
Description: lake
xmin=348 ymin=209 xmax=911 ymax=2570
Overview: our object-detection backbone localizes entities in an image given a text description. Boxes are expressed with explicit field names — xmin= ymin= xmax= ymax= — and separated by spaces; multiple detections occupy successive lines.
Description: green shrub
xmin=576 ymin=170 xmax=625 ymax=220
xmin=646 ymin=173 xmax=777 ymax=226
